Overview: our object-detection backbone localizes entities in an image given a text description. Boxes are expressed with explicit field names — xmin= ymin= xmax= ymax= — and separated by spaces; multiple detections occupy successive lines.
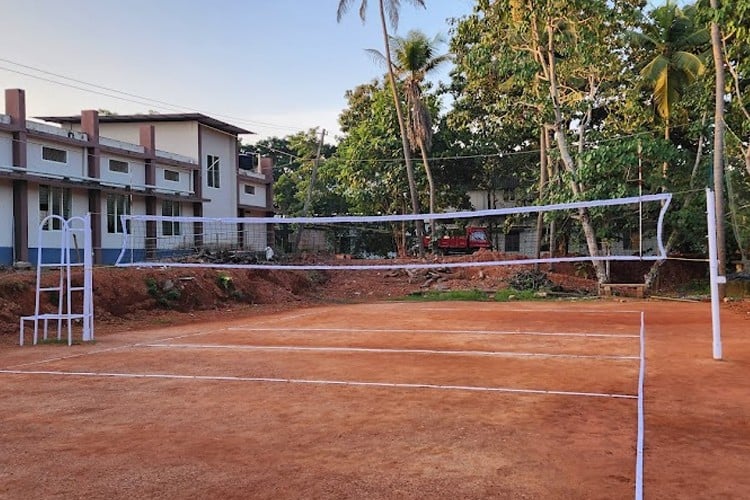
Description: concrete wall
xmin=0 ymin=179 xmax=13 ymax=264
xmin=27 ymin=184 xmax=90 ymax=263
xmin=100 ymin=153 xmax=148 ymax=188
xmin=200 ymin=126 xmax=237 ymax=219
xmin=0 ymin=131 xmax=12 ymax=169
xmin=155 ymin=164 xmax=192 ymax=194
xmin=0 ymin=131 xmax=12 ymax=264
xmin=99 ymin=196 xmax=147 ymax=264
xmin=238 ymin=181 xmax=266 ymax=208
xmin=96 ymin=121 xmax=199 ymax=160
xmin=26 ymin=140 xmax=86 ymax=179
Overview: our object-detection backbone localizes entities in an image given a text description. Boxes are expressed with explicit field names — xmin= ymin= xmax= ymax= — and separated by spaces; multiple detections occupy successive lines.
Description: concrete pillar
xmin=6 ymin=89 xmax=29 ymax=263
xmin=81 ymin=110 xmax=102 ymax=263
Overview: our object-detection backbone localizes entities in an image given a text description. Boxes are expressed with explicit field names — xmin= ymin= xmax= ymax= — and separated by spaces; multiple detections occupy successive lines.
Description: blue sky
xmin=1 ymin=0 xmax=474 ymax=143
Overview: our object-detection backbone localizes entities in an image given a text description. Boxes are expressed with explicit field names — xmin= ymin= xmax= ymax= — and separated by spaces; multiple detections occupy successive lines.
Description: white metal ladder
xmin=19 ymin=214 xmax=94 ymax=346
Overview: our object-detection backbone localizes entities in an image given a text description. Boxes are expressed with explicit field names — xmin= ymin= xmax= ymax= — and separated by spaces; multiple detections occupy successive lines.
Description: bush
xmin=507 ymin=270 xmax=553 ymax=291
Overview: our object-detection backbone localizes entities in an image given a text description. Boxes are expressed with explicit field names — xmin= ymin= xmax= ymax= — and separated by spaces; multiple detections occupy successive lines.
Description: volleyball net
xmin=114 ymin=193 xmax=672 ymax=271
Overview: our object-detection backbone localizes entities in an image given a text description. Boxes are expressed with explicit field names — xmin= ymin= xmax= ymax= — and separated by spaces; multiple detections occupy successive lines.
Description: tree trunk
xmin=710 ymin=0 xmax=726 ymax=297
xmin=544 ymin=23 xmax=607 ymax=284
xmin=417 ymin=138 xmax=436 ymax=215
xmin=534 ymin=125 xmax=549 ymax=271
xmin=417 ymin=137 xmax=437 ymax=252
xmin=378 ymin=1 xmax=424 ymax=257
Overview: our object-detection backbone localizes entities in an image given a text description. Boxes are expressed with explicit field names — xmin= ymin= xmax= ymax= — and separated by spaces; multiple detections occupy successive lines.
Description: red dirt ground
xmin=1 ymin=256 xmax=749 ymax=498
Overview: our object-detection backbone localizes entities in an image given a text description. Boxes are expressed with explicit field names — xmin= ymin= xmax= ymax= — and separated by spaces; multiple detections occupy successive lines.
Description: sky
xmin=1 ymin=0 xmax=475 ymax=144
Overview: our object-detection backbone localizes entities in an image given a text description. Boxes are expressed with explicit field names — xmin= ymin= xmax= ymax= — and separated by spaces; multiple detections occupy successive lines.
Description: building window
xmin=42 ymin=146 xmax=67 ymax=163
xmin=106 ymin=194 xmax=131 ymax=234
xmin=207 ymin=154 xmax=220 ymax=188
xmin=164 ymin=169 xmax=180 ymax=182
xmin=244 ymin=184 xmax=255 ymax=195
xmin=504 ymin=231 xmax=520 ymax=252
xmin=39 ymin=185 xmax=71 ymax=230
xmin=161 ymin=200 xmax=181 ymax=236
xmin=109 ymin=159 xmax=129 ymax=174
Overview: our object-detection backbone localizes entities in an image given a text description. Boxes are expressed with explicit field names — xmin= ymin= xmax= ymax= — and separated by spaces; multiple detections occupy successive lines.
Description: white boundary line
xmin=416 ymin=307 xmax=646 ymax=315
xmin=0 ymin=369 xmax=638 ymax=399
xmin=3 ymin=328 xmax=227 ymax=370
xmin=226 ymin=327 xmax=640 ymax=339
xmin=141 ymin=343 xmax=639 ymax=361
xmin=634 ymin=312 xmax=646 ymax=500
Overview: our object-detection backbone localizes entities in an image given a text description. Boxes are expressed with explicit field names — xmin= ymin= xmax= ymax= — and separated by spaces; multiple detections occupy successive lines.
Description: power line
xmin=0 ymin=57 xmax=307 ymax=133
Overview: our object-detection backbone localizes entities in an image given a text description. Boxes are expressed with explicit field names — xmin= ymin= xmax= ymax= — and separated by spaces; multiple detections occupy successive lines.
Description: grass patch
xmin=493 ymin=288 xmax=542 ymax=301
xmin=36 ymin=338 xmax=94 ymax=346
xmin=675 ymin=278 xmax=711 ymax=296
xmin=403 ymin=289 xmax=491 ymax=301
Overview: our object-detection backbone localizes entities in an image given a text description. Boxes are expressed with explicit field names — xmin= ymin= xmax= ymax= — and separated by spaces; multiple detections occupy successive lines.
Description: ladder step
xmin=39 ymin=287 xmax=62 ymax=292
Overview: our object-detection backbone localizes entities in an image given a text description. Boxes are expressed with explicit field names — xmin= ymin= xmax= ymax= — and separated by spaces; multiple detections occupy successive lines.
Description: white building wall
xmin=27 ymin=184 xmax=89 ymax=248
xmin=100 ymin=154 xmax=148 ymax=189
xmin=26 ymin=140 xmax=87 ymax=180
xmin=241 ymin=223 xmax=267 ymax=251
xmin=94 ymin=122 xmax=200 ymax=160
xmin=238 ymin=182 xmax=266 ymax=207
xmin=156 ymin=201 xmax=194 ymax=250
xmin=155 ymin=164 xmax=192 ymax=194
xmin=0 ymin=132 xmax=12 ymax=169
xmin=0 ymin=179 xmax=13 ymax=249
xmin=200 ymin=126 xmax=237 ymax=219
xmin=0 ymin=131 xmax=13 ymax=259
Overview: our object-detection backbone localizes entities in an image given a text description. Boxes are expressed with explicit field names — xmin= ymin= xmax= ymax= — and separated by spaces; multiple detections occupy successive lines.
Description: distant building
xmin=0 ymin=88 xmax=274 ymax=266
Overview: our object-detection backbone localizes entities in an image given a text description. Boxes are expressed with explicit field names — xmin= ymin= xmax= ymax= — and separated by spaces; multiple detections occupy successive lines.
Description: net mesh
xmin=114 ymin=193 xmax=671 ymax=270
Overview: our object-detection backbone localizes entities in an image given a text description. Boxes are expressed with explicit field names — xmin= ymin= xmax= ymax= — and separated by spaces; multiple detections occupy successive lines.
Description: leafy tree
xmin=448 ymin=0 xmax=645 ymax=283
xmin=334 ymin=80 xmax=420 ymax=255
xmin=630 ymin=1 xmax=708 ymax=145
xmin=244 ymin=132 xmax=342 ymax=216
xmin=369 ymin=30 xmax=450 ymax=215
xmin=337 ymin=0 xmax=427 ymax=255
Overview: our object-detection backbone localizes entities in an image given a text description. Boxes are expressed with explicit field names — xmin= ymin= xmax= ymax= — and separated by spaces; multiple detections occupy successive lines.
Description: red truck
xmin=424 ymin=226 xmax=491 ymax=254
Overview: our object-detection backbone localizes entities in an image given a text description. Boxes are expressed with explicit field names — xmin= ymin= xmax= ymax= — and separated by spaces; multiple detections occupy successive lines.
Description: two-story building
xmin=0 ymin=88 xmax=274 ymax=266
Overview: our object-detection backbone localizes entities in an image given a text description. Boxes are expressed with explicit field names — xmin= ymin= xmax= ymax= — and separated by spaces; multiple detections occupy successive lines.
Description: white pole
xmin=706 ymin=188 xmax=723 ymax=360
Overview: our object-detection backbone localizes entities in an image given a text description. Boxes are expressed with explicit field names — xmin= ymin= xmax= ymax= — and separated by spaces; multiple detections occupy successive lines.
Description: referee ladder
xmin=19 ymin=214 xmax=94 ymax=346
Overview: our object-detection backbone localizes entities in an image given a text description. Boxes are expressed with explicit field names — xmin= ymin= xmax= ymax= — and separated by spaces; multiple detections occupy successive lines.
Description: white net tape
xmin=115 ymin=193 xmax=672 ymax=270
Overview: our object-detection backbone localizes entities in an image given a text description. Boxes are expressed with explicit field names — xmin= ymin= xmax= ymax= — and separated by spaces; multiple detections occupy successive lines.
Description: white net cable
xmin=114 ymin=193 xmax=672 ymax=270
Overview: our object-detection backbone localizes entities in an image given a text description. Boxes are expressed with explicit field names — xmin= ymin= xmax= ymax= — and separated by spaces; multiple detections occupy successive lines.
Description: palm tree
xmin=709 ymin=0 xmax=727 ymax=294
xmin=632 ymin=1 xmax=708 ymax=146
xmin=337 ymin=0 xmax=426 ymax=255
xmin=369 ymin=30 xmax=450 ymax=216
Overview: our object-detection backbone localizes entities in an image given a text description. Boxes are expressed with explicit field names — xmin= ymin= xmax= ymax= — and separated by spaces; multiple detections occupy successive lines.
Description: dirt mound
xmin=2 ymin=254 xmax=742 ymax=340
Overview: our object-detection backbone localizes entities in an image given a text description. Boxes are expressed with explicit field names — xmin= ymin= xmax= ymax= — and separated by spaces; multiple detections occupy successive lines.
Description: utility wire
xmin=0 ymin=58 xmax=306 ymax=133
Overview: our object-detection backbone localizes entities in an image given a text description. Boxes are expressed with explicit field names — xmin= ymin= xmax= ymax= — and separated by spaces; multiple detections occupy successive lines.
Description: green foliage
xmin=334 ymin=79 xmax=416 ymax=217
xmin=631 ymin=1 xmax=709 ymax=123
xmin=493 ymin=288 xmax=543 ymax=302
xmin=145 ymin=277 xmax=181 ymax=309
xmin=243 ymin=131 xmax=345 ymax=217
xmin=216 ymin=273 xmax=233 ymax=291
xmin=507 ymin=270 xmax=554 ymax=291
xmin=403 ymin=289 xmax=490 ymax=301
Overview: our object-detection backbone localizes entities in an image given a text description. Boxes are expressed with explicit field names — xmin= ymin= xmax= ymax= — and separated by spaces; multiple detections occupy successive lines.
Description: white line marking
xmin=416 ymin=307 xmax=645 ymax=315
xmin=0 ymin=369 xmax=637 ymax=399
xmin=226 ymin=327 xmax=639 ymax=338
xmin=142 ymin=343 xmax=639 ymax=361
xmin=4 ymin=328 xmax=226 ymax=370
xmin=635 ymin=312 xmax=646 ymax=500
